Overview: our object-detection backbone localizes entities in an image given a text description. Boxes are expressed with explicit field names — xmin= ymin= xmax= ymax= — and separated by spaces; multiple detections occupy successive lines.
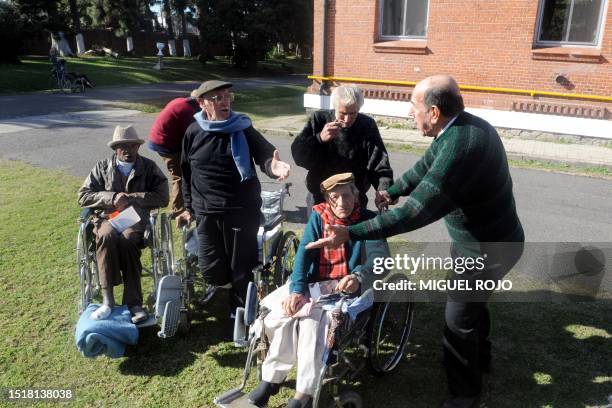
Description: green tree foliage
xmin=91 ymin=0 xmax=145 ymax=36
xmin=11 ymin=0 xmax=69 ymax=36
xmin=0 ymin=2 xmax=25 ymax=63
xmin=196 ymin=0 xmax=312 ymax=69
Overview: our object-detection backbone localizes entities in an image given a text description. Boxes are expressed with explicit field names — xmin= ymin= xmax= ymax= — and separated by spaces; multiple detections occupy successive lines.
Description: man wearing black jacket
xmin=291 ymin=86 xmax=393 ymax=211
xmin=177 ymin=80 xmax=291 ymax=314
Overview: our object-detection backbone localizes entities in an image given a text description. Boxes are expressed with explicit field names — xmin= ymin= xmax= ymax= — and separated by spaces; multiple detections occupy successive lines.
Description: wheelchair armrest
xmin=262 ymin=214 xmax=283 ymax=232
xmin=79 ymin=208 xmax=94 ymax=221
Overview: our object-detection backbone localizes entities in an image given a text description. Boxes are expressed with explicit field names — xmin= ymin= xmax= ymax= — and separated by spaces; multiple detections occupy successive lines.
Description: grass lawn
xmin=0 ymin=160 xmax=610 ymax=407
xmin=0 ymin=55 xmax=311 ymax=94
xmin=109 ymin=84 xmax=307 ymax=122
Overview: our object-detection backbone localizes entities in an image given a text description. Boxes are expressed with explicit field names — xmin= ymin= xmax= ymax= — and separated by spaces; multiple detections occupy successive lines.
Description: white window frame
xmin=534 ymin=0 xmax=608 ymax=47
xmin=378 ymin=0 xmax=430 ymax=40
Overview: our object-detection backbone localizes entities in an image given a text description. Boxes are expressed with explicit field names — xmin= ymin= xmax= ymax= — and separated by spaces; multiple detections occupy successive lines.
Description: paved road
xmin=1 ymin=108 xmax=611 ymax=243
xmin=0 ymin=75 xmax=309 ymax=120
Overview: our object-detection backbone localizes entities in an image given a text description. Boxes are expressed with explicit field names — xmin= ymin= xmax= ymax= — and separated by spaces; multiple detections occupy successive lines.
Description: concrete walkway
xmin=255 ymin=114 xmax=612 ymax=169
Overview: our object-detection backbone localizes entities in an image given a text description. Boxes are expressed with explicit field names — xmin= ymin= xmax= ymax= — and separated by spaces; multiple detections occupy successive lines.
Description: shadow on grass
xmin=118 ymin=292 xmax=236 ymax=377
xmin=342 ymin=293 xmax=611 ymax=408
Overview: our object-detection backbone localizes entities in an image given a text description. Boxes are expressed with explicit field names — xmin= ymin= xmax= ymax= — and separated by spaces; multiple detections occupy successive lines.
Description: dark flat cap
xmin=320 ymin=172 xmax=355 ymax=193
xmin=192 ymin=80 xmax=233 ymax=98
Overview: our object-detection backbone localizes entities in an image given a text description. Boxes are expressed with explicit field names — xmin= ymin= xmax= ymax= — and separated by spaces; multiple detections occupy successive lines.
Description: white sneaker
xmin=90 ymin=305 xmax=111 ymax=320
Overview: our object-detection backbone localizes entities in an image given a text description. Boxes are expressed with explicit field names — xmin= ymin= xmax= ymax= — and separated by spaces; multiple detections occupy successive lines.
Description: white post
xmin=182 ymin=38 xmax=191 ymax=57
xmin=168 ymin=39 xmax=176 ymax=56
xmin=153 ymin=42 xmax=165 ymax=70
xmin=126 ymin=36 xmax=134 ymax=53
xmin=75 ymin=33 xmax=86 ymax=55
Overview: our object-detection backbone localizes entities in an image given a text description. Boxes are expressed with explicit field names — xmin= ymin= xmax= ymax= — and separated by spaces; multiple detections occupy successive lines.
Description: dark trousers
xmin=94 ymin=220 xmax=145 ymax=308
xmin=196 ymin=210 xmax=260 ymax=312
xmin=443 ymin=242 xmax=524 ymax=397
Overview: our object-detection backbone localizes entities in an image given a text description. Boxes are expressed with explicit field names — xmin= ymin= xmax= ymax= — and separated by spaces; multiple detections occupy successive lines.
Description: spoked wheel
xmin=77 ymin=224 xmax=99 ymax=313
xmin=159 ymin=213 xmax=174 ymax=276
xmin=77 ymin=228 xmax=91 ymax=314
xmin=60 ymin=76 xmax=72 ymax=93
xmin=366 ymin=282 xmax=415 ymax=375
xmin=273 ymin=231 xmax=299 ymax=288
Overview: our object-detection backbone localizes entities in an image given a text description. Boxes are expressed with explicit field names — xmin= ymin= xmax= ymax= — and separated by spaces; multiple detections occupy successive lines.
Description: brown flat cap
xmin=320 ymin=172 xmax=355 ymax=193
xmin=192 ymin=80 xmax=233 ymax=98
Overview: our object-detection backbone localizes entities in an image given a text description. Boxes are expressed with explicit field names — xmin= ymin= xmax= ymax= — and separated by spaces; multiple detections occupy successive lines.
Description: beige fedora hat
xmin=107 ymin=125 xmax=145 ymax=148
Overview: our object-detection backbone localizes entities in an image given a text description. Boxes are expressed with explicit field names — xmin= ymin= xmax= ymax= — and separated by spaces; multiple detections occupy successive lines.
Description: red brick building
xmin=305 ymin=0 xmax=612 ymax=139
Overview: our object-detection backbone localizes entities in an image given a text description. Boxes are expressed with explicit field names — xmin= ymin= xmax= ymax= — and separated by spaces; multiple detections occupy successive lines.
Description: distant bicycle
xmin=49 ymin=55 xmax=80 ymax=93
xmin=49 ymin=52 xmax=95 ymax=94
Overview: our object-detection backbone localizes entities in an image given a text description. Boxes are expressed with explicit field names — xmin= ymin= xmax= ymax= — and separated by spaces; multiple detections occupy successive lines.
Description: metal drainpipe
xmin=320 ymin=0 xmax=328 ymax=95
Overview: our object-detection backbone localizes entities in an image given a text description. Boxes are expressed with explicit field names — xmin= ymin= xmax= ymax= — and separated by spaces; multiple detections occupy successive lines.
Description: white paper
xmin=109 ymin=206 xmax=140 ymax=234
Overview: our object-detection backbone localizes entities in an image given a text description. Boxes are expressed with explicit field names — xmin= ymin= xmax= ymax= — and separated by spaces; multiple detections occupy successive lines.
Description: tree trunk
xmin=68 ymin=0 xmax=81 ymax=32
xmin=163 ymin=0 xmax=175 ymax=38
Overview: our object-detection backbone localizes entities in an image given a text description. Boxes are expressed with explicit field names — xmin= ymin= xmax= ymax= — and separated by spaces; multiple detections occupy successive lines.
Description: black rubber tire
xmin=77 ymin=228 xmax=90 ymax=314
xmin=159 ymin=212 xmax=174 ymax=276
xmin=273 ymin=231 xmax=299 ymax=288
xmin=366 ymin=295 xmax=414 ymax=376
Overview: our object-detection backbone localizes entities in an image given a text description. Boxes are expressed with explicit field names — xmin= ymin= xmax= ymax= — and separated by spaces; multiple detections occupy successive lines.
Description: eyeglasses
xmin=205 ymin=93 xmax=234 ymax=103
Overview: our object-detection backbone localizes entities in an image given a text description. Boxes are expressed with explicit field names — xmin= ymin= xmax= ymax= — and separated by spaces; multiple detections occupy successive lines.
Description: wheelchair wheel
xmin=366 ymin=298 xmax=414 ymax=376
xmin=273 ymin=231 xmax=299 ymax=288
xmin=77 ymin=224 xmax=99 ymax=313
xmin=159 ymin=213 xmax=174 ymax=276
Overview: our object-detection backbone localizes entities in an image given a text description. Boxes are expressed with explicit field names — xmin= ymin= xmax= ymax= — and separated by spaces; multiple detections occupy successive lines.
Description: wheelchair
xmin=216 ymin=262 xmax=415 ymax=407
xmin=158 ymin=182 xmax=301 ymax=338
xmin=76 ymin=207 xmax=180 ymax=338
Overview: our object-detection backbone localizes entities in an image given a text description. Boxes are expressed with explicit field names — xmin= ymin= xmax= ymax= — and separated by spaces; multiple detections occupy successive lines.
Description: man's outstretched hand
xmin=270 ymin=150 xmax=291 ymax=181
xmin=305 ymin=224 xmax=350 ymax=250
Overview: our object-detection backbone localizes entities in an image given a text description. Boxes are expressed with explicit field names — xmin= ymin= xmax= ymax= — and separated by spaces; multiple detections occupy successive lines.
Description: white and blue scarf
xmin=194 ymin=111 xmax=254 ymax=182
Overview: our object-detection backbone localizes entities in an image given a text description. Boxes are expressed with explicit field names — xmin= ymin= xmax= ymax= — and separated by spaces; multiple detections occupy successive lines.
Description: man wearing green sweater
xmin=307 ymin=75 xmax=524 ymax=408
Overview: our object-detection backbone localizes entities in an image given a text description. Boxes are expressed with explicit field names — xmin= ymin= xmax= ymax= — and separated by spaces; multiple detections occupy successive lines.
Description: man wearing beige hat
xmin=176 ymin=79 xmax=291 ymax=322
xmin=78 ymin=125 xmax=169 ymax=323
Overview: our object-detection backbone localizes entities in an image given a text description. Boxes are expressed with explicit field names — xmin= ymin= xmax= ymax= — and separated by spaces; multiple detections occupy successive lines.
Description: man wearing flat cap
xmin=246 ymin=172 xmax=388 ymax=408
xmin=176 ymin=80 xmax=291 ymax=319
xmin=78 ymin=125 xmax=169 ymax=323
xmin=306 ymin=76 xmax=524 ymax=408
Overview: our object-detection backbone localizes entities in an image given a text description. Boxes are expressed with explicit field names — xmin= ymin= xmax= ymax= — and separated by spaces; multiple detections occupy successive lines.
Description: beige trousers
xmin=260 ymin=281 xmax=337 ymax=395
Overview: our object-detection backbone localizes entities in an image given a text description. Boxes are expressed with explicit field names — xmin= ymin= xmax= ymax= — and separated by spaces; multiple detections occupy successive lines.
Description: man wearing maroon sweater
xmin=148 ymin=92 xmax=199 ymax=217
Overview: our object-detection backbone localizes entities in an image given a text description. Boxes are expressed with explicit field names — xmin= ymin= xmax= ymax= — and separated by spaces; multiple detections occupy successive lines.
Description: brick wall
xmin=312 ymin=0 xmax=612 ymax=118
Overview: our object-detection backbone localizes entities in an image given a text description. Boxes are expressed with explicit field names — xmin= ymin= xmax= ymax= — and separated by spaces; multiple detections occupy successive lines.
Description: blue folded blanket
xmin=75 ymin=304 xmax=139 ymax=358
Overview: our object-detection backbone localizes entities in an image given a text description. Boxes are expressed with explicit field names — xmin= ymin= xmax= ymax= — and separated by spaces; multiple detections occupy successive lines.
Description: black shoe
xmin=286 ymin=397 xmax=312 ymax=408
xmin=248 ymin=381 xmax=280 ymax=407
xmin=441 ymin=395 xmax=480 ymax=408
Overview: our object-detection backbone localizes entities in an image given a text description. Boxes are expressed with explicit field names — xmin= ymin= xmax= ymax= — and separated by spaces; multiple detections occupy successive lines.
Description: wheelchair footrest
xmin=155 ymin=275 xmax=182 ymax=318
xmin=233 ymin=307 xmax=248 ymax=347
xmin=157 ymin=300 xmax=180 ymax=339
xmin=214 ymin=389 xmax=257 ymax=408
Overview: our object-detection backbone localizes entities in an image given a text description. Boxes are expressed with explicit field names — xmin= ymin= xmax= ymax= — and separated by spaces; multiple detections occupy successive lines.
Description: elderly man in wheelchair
xmin=230 ymin=173 xmax=399 ymax=408
xmin=77 ymin=125 xmax=169 ymax=324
